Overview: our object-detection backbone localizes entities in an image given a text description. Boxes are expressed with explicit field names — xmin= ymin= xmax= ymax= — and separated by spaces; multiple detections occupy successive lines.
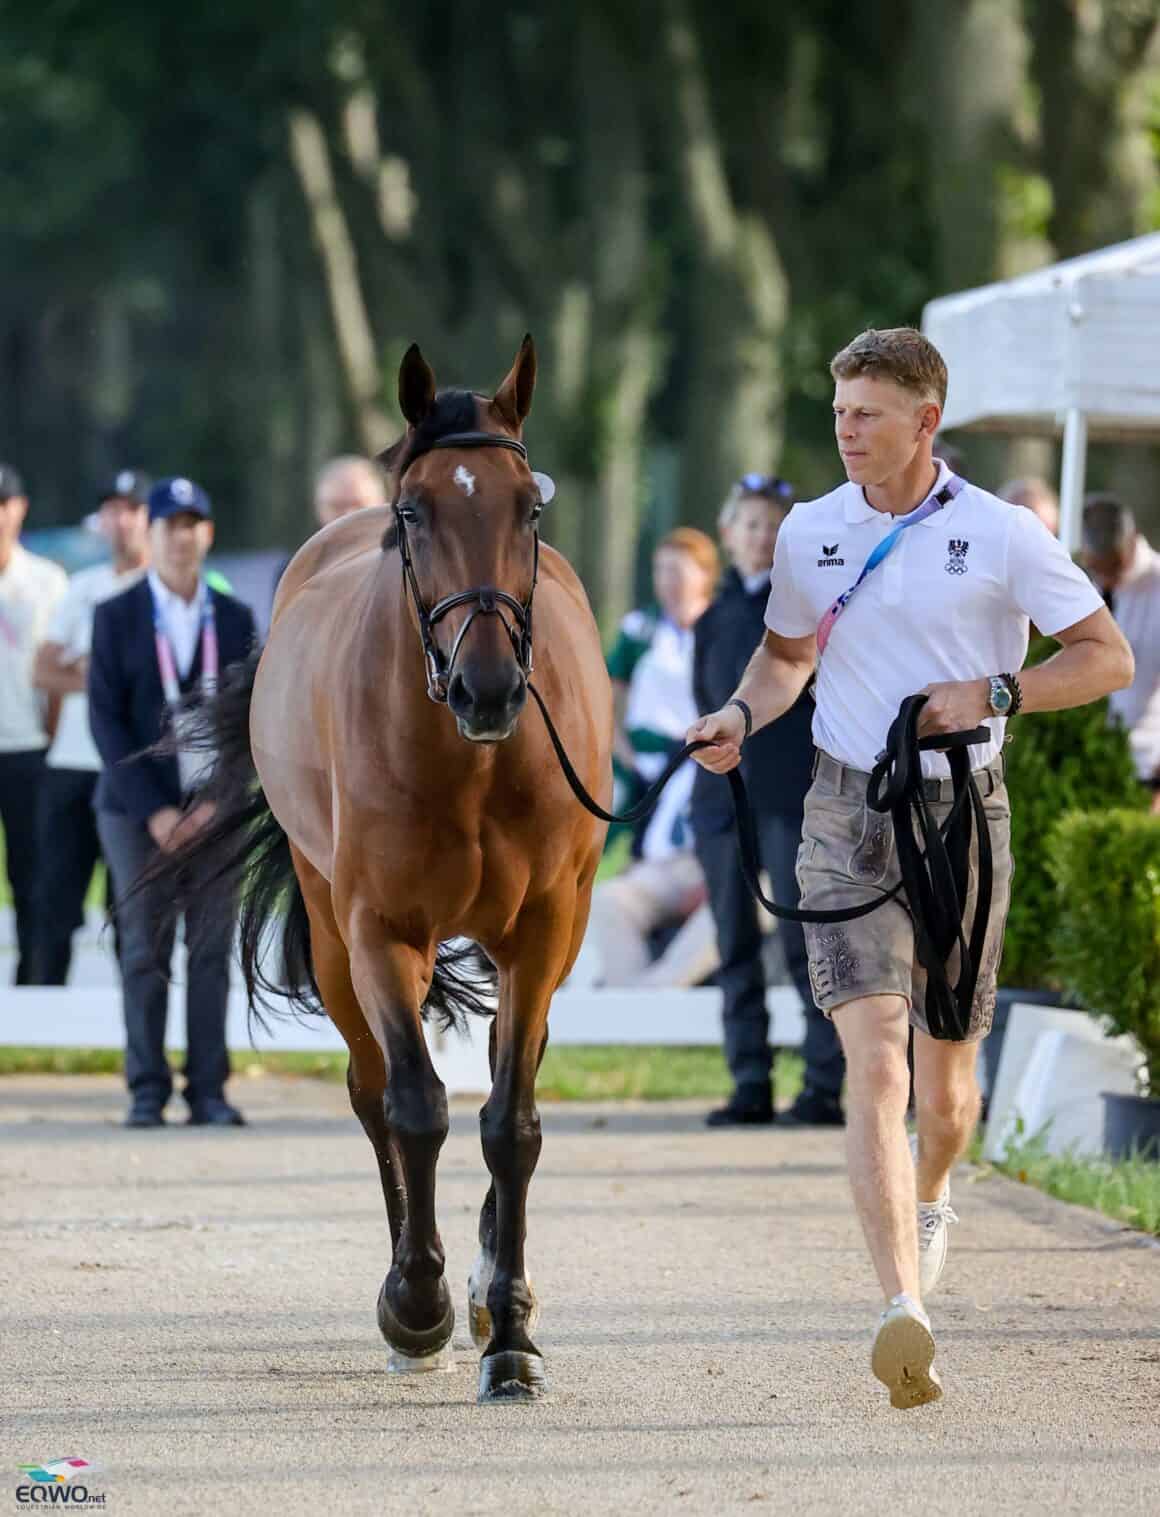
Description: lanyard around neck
xmin=150 ymin=581 xmax=218 ymax=707
xmin=815 ymin=475 xmax=965 ymax=654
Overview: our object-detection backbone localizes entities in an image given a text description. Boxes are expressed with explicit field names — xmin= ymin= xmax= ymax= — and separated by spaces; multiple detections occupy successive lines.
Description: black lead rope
xmin=527 ymin=685 xmax=992 ymax=1042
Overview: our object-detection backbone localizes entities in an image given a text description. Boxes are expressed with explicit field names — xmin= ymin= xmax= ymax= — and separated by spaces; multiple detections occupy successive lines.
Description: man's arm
xmin=917 ymin=606 xmax=1134 ymax=737
xmin=687 ymin=628 xmax=816 ymax=774
xmin=32 ymin=641 xmax=88 ymax=696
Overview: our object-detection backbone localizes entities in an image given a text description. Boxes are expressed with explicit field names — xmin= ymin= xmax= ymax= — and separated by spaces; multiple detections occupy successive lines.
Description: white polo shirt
xmin=764 ymin=461 xmax=1105 ymax=777
xmin=0 ymin=544 xmax=68 ymax=752
xmin=45 ymin=561 xmax=147 ymax=772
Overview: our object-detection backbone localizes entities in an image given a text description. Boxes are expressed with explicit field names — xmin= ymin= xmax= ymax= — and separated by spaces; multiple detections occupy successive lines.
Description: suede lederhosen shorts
xmin=795 ymin=748 xmax=1014 ymax=1041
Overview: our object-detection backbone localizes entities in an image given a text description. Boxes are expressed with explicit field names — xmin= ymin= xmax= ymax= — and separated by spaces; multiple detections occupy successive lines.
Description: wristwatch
xmin=987 ymin=675 xmax=1014 ymax=717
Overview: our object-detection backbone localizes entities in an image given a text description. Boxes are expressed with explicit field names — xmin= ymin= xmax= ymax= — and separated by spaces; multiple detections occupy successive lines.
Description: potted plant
xmin=982 ymin=637 xmax=1144 ymax=1097
xmin=1048 ymin=809 xmax=1160 ymax=1159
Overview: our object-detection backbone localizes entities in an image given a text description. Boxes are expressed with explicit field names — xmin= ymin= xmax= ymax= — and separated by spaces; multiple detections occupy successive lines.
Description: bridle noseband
xmin=392 ymin=430 xmax=541 ymax=704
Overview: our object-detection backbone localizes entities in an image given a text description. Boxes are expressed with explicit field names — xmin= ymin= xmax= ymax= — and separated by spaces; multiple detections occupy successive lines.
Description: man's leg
xmin=912 ymin=1032 xmax=981 ymax=1202
xmin=831 ymin=993 xmax=918 ymax=1302
xmin=32 ymin=768 xmax=100 ymax=985
xmin=0 ymin=749 xmax=47 ymax=985
xmin=182 ymin=873 xmax=235 ymax=1113
xmin=761 ymin=809 xmax=845 ymax=1109
xmin=97 ymin=811 xmax=177 ymax=1114
xmin=694 ymin=829 xmax=772 ymax=1110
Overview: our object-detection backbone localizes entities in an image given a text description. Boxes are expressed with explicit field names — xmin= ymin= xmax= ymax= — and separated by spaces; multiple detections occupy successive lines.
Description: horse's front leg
xmin=348 ymin=914 xmax=455 ymax=1373
xmin=476 ymin=893 xmax=573 ymax=1402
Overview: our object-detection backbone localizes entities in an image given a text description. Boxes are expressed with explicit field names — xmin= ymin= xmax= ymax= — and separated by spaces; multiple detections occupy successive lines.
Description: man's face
xmin=833 ymin=375 xmax=939 ymax=488
xmin=98 ymin=497 xmax=150 ymax=561
xmin=150 ymin=512 xmax=213 ymax=582
xmin=1085 ymin=537 xmax=1135 ymax=594
xmin=315 ymin=465 xmax=384 ymax=527
xmin=0 ymin=493 xmax=28 ymax=556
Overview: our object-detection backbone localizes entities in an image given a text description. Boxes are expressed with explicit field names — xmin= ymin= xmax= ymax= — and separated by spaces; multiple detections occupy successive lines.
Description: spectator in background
xmin=694 ymin=476 xmax=845 ymax=1127
xmin=1082 ymin=494 xmax=1160 ymax=812
xmin=1000 ymin=477 xmax=1060 ymax=537
xmin=574 ymin=528 xmax=719 ymax=987
xmin=273 ymin=454 xmax=386 ymax=598
xmin=0 ymin=463 xmax=67 ymax=984
xmin=29 ymin=471 xmax=152 ymax=983
xmin=934 ymin=442 xmax=966 ymax=477
xmin=90 ymin=478 xmax=257 ymax=1128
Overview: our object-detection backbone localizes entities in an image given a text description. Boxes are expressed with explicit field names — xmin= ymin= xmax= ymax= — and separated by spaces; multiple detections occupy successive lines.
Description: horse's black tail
xmin=141 ymin=650 xmax=495 ymax=1037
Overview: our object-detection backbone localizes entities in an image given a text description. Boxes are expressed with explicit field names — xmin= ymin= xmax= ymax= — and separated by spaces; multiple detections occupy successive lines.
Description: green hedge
xmin=1047 ymin=809 xmax=1160 ymax=1096
xmin=1000 ymin=638 xmax=1143 ymax=990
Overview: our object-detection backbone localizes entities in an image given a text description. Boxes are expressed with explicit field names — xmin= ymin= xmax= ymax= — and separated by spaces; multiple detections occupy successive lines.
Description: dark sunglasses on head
xmin=736 ymin=473 xmax=794 ymax=501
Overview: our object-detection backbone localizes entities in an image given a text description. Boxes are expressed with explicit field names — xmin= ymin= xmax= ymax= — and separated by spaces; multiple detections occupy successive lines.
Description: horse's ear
xmin=490 ymin=334 xmax=536 ymax=431
xmin=398 ymin=343 xmax=436 ymax=427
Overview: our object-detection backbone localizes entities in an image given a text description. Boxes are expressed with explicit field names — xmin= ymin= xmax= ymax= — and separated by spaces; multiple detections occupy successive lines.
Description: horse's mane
xmin=379 ymin=388 xmax=481 ymax=551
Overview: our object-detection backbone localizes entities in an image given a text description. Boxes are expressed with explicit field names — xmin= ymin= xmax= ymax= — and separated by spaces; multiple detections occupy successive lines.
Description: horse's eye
xmin=397 ymin=504 xmax=420 ymax=526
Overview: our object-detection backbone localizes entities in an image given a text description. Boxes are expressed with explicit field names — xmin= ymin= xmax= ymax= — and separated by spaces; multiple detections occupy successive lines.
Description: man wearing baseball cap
xmin=29 ymin=471 xmax=152 ymax=983
xmin=89 ymin=477 xmax=257 ymax=1128
xmin=0 ymin=463 xmax=68 ymax=983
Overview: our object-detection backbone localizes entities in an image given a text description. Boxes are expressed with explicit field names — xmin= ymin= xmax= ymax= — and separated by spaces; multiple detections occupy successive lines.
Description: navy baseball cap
xmin=0 ymin=462 xmax=26 ymax=500
xmin=149 ymin=476 xmax=212 ymax=522
xmin=97 ymin=469 xmax=151 ymax=507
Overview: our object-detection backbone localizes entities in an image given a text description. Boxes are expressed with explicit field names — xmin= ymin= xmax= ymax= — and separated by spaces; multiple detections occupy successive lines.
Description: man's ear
xmin=919 ymin=401 xmax=942 ymax=439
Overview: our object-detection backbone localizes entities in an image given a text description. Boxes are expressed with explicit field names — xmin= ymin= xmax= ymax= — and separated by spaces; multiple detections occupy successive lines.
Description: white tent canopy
xmin=922 ymin=233 xmax=1160 ymax=549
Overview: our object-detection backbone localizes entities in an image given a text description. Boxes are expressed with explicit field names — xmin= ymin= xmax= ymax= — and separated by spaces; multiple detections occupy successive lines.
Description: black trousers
xmin=696 ymin=809 xmax=845 ymax=1098
xmin=30 ymin=767 xmax=103 ymax=985
xmin=97 ymin=809 xmax=235 ymax=1109
xmin=0 ymin=748 xmax=47 ymax=985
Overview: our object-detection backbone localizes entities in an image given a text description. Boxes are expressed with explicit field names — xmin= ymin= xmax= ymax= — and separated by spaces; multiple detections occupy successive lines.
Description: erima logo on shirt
xmin=818 ymin=542 xmax=845 ymax=567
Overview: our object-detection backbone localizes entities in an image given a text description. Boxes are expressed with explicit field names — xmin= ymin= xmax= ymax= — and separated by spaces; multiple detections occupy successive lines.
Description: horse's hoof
xmin=388 ymin=1342 xmax=456 ymax=1375
xmin=478 ymin=1350 xmax=547 ymax=1402
xmin=377 ymin=1275 xmax=455 ymax=1366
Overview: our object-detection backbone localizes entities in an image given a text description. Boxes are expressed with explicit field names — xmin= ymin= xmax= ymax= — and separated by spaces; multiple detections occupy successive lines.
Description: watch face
xmin=990 ymin=679 xmax=1012 ymax=714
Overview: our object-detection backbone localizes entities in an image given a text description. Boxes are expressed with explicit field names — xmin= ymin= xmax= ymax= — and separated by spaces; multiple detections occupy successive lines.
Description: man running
xmin=688 ymin=327 xmax=1132 ymax=1408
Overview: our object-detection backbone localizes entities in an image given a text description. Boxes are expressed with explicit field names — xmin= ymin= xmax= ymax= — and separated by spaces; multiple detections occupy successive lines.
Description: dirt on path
xmin=2 ymin=1073 xmax=1158 ymax=1516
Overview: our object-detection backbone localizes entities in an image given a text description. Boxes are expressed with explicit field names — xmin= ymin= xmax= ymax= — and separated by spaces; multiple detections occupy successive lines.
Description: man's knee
xmin=916 ymin=1078 xmax=980 ymax=1141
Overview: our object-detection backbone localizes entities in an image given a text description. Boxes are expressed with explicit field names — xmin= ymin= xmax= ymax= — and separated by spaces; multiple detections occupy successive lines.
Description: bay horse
xmin=173 ymin=337 xmax=611 ymax=1400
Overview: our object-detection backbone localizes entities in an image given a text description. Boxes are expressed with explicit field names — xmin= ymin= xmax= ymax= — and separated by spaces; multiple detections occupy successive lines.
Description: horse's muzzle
xmin=447 ymin=665 xmax=528 ymax=743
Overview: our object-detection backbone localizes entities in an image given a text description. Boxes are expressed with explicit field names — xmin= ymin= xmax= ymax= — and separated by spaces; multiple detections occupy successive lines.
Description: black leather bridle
xmin=391 ymin=430 xmax=541 ymax=704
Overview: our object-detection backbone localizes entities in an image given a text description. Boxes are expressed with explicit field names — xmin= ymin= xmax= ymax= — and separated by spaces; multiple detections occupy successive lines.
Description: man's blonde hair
xmin=830 ymin=328 xmax=948 ymax=408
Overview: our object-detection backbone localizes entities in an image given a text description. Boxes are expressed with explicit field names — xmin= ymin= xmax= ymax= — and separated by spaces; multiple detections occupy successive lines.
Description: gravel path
xmin=3 ymin=1073 xmax=1158 ymax=1515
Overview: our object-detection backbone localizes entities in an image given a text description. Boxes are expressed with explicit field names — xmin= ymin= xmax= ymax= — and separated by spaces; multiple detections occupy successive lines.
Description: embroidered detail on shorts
xmin=808 ymin=927 xmax=861 ymax=1002
xmin=849 ymin=810 xmax=892 ymax=883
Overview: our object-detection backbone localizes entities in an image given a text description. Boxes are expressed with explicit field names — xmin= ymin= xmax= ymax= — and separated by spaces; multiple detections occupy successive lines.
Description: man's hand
xmin=147 ymin=806 xmax=183 ymax=850
xmin=916 ymin=678 xmax=991 ymax=740
xmin=687 ymin=704 xmax=747 ymax=774
xmin=168 ymin=802 xmax=216 ymax=852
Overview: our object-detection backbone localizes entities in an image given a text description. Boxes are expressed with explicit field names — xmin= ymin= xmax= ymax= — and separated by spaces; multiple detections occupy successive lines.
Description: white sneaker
xmin=910 ymin=1132 xmax=958 ymax=1298
xmin=871 ymin=1293 xmax=942 ymax=1409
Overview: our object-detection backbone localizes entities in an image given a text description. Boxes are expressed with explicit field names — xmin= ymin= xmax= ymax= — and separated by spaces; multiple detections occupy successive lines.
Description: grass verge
xmin=984 ymin=1127 xmax=1160 ymax=1238
xmin=0 ymin=1044 xmax=805 ymax=1105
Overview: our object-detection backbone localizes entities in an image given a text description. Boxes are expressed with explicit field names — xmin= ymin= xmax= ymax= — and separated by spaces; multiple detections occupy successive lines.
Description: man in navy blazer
xmin=90 ymin=476 xmax=257 ymax=1128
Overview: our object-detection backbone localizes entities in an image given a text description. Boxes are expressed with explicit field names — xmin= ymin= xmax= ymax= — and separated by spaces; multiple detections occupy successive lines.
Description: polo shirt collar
xmin=844 ymin=458 xmax=955 ymax=527
xmin=0 ymin=542 xmax=28 ymax=581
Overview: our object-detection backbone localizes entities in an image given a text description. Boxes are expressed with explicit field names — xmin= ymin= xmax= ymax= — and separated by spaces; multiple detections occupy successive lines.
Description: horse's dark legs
xmin=347 ymin=1065 xmax=406 ymax=1252
xmin=350 ymin=926 xmax=454 ymax=1371
xmin=468 ymin=1019 xmax=545 ymax=1350
xmin=477 ymin=897 xmax=572 ymax=1401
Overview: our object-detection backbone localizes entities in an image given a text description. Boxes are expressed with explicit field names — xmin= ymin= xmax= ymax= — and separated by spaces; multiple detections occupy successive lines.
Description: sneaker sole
xmin=871 ymin=1312 xmax=943 ymax=1410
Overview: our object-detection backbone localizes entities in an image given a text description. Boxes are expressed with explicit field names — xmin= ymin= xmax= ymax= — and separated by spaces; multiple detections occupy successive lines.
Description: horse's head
xmin=382 ymin=337 xmax=543 ymax=744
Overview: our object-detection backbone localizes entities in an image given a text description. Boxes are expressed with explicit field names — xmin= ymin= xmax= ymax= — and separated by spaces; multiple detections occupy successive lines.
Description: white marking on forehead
xmin=453 ymin=465 xmax=476 ymax=497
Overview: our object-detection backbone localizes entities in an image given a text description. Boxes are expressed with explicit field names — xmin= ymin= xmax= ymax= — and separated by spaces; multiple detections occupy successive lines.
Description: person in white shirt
xmin=0 ymin=462 xmax=68 ymax=984
xmin=1082 ymin=495 xmax=1160 ymax=812
xmin=29 ymin=471 xmax=151 ymax=983
xmin=688 ymin=328 xmax=1133 ymax=1410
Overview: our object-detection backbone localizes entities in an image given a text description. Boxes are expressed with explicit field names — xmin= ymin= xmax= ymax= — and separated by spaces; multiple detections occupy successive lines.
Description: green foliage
xmin=1048 ymin=809 xmax=1160 ymax=1095
xmin=998 ymin=1125 xmax=1160 ymax=1236
xmin=1000 ymin=638 xmax=1144 ymax=990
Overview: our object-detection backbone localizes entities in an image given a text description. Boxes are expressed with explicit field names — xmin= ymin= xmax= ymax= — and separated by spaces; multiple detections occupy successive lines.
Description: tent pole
xmin=1059 ymin=408 xmax=1087 ymax=554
